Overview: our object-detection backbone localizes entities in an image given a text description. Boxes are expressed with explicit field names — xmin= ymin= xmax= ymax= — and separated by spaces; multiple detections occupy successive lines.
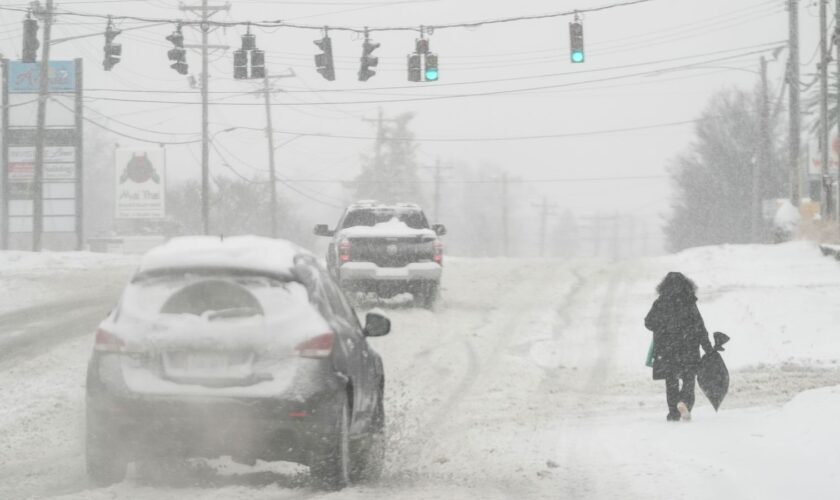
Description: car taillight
xmin=434 ymin=240 xmax=444 ymax=265
xmin=339 ymin=239 xmax=351 ymax=263
xmin=94 ymin=328 xmax=126 ymax=352
xmin=295 ymin=333 xmax=335 ymax=358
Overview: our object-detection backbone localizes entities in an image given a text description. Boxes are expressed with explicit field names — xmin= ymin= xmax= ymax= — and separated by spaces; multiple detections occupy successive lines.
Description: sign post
xmin=1 ymin=59 xmax=83 ymax=250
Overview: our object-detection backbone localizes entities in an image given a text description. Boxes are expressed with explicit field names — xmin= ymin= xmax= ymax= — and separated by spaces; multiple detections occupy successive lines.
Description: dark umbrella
xmin=697 ymin=332 xmax=731 ymax=411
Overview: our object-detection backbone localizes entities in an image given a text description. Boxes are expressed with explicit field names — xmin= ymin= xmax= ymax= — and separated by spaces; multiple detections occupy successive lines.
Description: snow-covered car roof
xmin=135 ymin=235 xmax=312 ymax=277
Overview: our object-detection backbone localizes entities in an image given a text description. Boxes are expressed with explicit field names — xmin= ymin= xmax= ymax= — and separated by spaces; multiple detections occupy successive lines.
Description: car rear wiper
xmin=202 ymin=307 xmax=263 ymax=321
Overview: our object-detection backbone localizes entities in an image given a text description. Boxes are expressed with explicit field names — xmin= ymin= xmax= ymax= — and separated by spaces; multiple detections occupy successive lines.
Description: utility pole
xmin=836 ymin=0 xmax=840 ymax=228
xmin=422 ymin=157 xmax=453 ymax=222
xmin=263 ymin=72 xmax=278 ymax=238
xmin=362 ymin=108 xmax=398 ymax=199
xmin=259 ymin=69 xmax=295 ymax=238
xmin=32 ymin=0 xmax=54 ymax=251
xmin=788 ymin=0 xmax=801 ymax=206
xmin=532 ymin=196 xmax=558 ymax=257
xmin=819 ymin=0 xmax=831 ymax=219
xmin=180 ymin=1 xmax=230 ymax=234
xmin=756 ymin=56 xmax=771 ymax=241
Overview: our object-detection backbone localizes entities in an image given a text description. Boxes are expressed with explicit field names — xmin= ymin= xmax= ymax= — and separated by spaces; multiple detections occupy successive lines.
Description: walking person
xmin=644 ymin=272 xmax=714 ymax=422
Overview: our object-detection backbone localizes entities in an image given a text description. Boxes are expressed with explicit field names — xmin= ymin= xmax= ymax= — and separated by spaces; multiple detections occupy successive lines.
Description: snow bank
xmin=0 ymin=250 xmax=137 ymax=275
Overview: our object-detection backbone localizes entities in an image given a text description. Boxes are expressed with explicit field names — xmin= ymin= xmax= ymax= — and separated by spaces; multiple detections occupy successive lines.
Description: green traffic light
xmin=425 ymin=69 xmax=439 ymax=81
xmin=571 ymin=51 xmax=584 ymax=63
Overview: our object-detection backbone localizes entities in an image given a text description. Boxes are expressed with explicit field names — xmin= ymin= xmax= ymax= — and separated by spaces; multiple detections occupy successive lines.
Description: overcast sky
xmin=0 ymin=0 xmax=824 ymax=252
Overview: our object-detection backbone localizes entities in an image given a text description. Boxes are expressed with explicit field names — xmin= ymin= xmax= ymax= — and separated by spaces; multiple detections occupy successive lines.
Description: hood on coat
xmin=656 ymin=271 xmax=697 ymax=301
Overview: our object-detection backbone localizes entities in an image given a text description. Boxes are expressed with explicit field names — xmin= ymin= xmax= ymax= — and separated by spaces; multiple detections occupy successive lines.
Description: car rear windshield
xmin=120 ymin=270 xmax=312 ymax=321
xmin=342 ymin=208 xmax=429 ymax=229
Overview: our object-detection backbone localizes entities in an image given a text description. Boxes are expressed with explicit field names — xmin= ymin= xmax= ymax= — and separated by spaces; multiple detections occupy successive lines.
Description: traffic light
xmin=415 ymin=38 xmax=429 ymax=55
xmin=424 ymin=53 xmax=439 ymax=81
xmin=234 ymin=30 xmax=264 ymax=79
xmin=166 ymin=25 xmax=188 ymax=75
xmin=103 ymin=19 xmax=122 ymax=71
xmin=569 ymin=21 xmax=584 ymax=63
xmin=358 ymin=35 xmax=380 ymax=82
xmin=233 ymin=49 xmax=248 ymax=79
xmin=407 ymin=53 xmax=421 ymax=82
xmin=314 ymin=35 xmax=335 ymax=81
xmin=250 ymin=49 xmax=265 ymax=79
xmin=22 ymin=15 xmax=39 ymax=63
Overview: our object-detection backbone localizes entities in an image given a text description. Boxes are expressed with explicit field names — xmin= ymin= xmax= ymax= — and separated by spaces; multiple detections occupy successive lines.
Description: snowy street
xmin=2 ymin=243 xmax=840 ymax=499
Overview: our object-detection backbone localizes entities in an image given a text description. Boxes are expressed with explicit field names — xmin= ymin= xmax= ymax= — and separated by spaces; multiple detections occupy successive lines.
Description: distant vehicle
xmin=314 ymin=201 xmax=447 ymax=308
xmin=85 ymin=236 xmax=390 ymax=490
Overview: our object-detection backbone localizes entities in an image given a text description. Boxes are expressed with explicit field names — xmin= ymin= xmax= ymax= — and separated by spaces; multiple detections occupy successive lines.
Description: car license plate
xmin=186 ymin=352 xmax=229 ymax=371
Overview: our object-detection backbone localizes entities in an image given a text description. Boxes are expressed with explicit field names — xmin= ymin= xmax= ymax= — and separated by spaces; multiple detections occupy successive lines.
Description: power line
xmin=0 ymin=0 xmax=655 ymax=33
xmin=75 ymin=46 xmax=779 ymax=107
xmin=77 ymin=40 xmax=784 ymax=96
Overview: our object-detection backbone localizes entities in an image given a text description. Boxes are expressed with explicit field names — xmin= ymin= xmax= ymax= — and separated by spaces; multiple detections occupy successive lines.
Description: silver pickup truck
xmin=314 ymin=201 xmax=446 ymax=308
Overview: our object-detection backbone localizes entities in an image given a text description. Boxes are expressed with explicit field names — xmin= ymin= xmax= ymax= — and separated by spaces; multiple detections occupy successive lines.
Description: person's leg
xmin=665 ymin=376 xmax=680 ymax=420
xmin=681 ymin=374 xmax=696 ymax=411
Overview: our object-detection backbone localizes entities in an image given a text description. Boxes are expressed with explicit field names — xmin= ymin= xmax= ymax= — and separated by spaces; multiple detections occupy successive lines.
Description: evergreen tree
xmin=665 ymin=87 xmax=787 ymax=251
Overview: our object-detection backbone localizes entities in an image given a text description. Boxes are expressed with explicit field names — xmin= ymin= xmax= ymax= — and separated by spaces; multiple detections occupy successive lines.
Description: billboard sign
xmin=8 ymin=61 xmax=76 ymax=93
xmin=115 ymin=149 xmax=166 ymax=219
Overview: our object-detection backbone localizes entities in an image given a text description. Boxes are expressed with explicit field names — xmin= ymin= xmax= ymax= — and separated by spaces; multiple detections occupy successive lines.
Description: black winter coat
xmin=644 ymin=296 xmax=713 ymax=380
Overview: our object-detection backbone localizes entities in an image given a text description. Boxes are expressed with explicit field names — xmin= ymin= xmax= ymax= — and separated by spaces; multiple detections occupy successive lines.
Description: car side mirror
xmin=432 ymin=224 xmax=447 ymax=236
xmin=314 ymin=224 xmax=334 ymax=237
xmin=363 ymin=312 xmax=390 ymax=337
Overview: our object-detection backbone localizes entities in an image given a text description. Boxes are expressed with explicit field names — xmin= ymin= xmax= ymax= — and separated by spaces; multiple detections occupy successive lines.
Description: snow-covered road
xmin=2 ymin=244 xmax=840 ymax=499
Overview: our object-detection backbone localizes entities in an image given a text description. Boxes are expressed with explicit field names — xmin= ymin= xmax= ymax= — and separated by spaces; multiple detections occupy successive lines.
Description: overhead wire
xmin=0 ymin=0 xmax=656 ymax=33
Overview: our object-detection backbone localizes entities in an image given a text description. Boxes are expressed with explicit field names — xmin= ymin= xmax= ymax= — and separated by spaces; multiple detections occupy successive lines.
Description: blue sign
xmin=9 ymin=61 xmax=76 ymax=93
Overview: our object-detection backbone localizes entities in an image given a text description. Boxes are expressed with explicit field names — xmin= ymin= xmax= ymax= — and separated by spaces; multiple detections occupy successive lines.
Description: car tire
xmin=349 ymin=389 xmax=386 ymax=483
xmin=86 ymin=407 xmax=128 ymax=486
xmin=310 ymin=394 xmax=351 ymax=490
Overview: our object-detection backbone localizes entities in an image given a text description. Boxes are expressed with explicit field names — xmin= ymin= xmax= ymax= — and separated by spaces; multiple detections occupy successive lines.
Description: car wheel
xmin=86 ymin=407 xmax=128 ymax=486
xmin=349 ymin=389 xmax=386 ymax=483
xmin=310 ymin=394 xmax=351 ymax=490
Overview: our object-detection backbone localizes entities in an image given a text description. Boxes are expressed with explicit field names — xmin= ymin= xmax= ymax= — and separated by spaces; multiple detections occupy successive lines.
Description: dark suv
xmin=85 ymin=236 xmax=389 ymax=490
xmin=314 ymin=201 xmax=446 ymax=308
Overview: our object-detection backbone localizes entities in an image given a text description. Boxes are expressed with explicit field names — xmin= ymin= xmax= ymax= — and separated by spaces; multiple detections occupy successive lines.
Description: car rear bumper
xmin=339 ymin=261 xmax=442 ymax=283
xmin=86 ymin=355 xmax=347 ymax=465
xmin=87 ymin=390 xmax=342 ymax=464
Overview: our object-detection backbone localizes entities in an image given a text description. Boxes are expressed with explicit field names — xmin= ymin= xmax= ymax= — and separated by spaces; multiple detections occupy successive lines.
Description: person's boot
xmin=677 ymin=402 xmax=691 ymax=422
xmin=666 ymin=411 xmax=681 ymax=422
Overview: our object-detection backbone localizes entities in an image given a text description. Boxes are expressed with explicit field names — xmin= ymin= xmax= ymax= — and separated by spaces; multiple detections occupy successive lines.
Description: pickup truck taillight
xmin=339 ymin=239 xmax=351 ymax=263
xmin=434 ymin=240 xmax=444 ymax=265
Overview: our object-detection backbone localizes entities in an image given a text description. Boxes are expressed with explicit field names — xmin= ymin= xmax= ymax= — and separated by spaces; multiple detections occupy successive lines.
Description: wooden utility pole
xmin=787 ymin=0 xmax=801 ymax=206
xmin=819 ymin=0 xmax=831 ymax=218
xmin=259 ymin=69 xmax=295 ymax=238
xmin=836 ymin=0 xmax=840 ymax=228
xmin=263 ymin=72 xmax=278 ymax=237
xmin=423 ymin=157 xmax=453 ymax=222
xmin=32 ymin=0 xmax=53 ymax=251
xmin=180 ymin=1 xmax=230 ymax=234
xmin=532 ymin=196 xmax=558 ymax=257
xmin=756 ymin=56 xmax=771 ymax=241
